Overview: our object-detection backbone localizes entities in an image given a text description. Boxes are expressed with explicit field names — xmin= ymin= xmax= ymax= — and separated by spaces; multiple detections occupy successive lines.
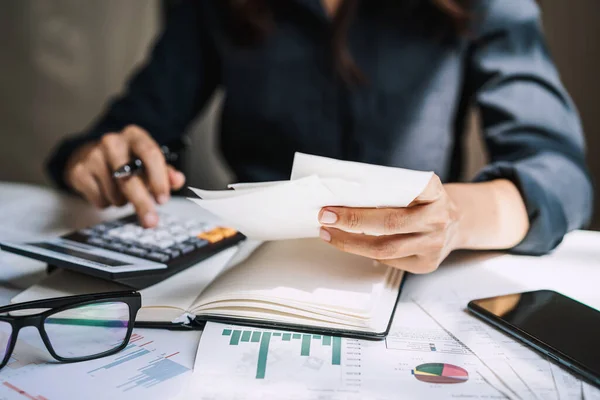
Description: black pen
xmin=112 ymin=145 xmax=179 ymax=179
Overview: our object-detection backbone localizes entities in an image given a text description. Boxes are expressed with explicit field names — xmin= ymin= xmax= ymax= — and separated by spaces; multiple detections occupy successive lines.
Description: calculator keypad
xmin=78 ymin=214 xmax=238 ymax=264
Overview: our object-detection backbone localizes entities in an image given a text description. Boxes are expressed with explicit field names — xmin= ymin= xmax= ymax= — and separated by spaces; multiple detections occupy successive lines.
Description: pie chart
xmin=412 ymin=363 xmax=469 ymax=384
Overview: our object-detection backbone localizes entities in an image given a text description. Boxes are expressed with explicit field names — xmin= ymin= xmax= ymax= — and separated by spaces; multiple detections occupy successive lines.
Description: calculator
xmin=0 ymin=213 xmax=245 ymax=289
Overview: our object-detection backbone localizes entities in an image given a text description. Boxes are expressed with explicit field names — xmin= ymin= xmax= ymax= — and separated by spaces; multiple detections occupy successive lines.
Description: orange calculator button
xmin=197 ymin=227 xmax=238 ymax=243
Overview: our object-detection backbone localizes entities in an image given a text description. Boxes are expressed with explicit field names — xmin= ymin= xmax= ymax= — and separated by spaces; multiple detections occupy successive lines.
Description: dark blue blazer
xmin=47 ymin=0 xmax=593 ymax=255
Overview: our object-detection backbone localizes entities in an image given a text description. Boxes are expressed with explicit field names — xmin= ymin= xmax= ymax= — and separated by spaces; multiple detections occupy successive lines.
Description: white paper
xmin=189 ymin=175 xmax=338 ymax=240
xmin=291 ymin=153 xmax=434 ymax=204
xmin=228 ymin=181 xmax=287 ymax=190
xmin=395 ymin=254 xmax=600 ymax=400
xmin=415 ymin=294 xmax=592 ymax=400
xmin=0 ymin=328 xmax=201 ymax=400
xmin=177 ymin=307 xmax=512 ymax=400
xmin=188 ymin=152 xmax=433 ymax=240
xmin=583 ymin=382 xmax=600 ymax=399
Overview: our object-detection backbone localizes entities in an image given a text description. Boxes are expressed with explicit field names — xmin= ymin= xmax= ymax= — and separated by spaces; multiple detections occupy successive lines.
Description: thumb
xmin=410 ymin=174 xmax=443 ymax=206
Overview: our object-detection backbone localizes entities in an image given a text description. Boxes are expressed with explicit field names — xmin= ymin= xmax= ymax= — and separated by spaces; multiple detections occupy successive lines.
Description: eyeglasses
xmin=0 ymin=291 xmax=140 ymax=369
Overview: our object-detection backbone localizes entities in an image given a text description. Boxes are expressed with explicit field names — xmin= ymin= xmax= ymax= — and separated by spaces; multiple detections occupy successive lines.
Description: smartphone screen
xmin=468 ymin=290 xmax=600 ymax=382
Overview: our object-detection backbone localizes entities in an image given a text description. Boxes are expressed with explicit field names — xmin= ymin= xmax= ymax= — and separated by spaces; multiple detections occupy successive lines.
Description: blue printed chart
xmin=87 ymin=332 xmax=191 ymax=391
xmin=5 ymin=329 xmax=201 ymax=400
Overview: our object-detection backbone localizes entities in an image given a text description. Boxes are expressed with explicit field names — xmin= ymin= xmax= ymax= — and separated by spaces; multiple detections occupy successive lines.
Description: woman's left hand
xmin=318 ymin=175 xmax=461 ymax=274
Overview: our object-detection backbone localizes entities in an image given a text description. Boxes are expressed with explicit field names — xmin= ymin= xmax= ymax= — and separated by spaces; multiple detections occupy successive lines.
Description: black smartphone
xmin=467 ymin=289 xmax=600 ymax=388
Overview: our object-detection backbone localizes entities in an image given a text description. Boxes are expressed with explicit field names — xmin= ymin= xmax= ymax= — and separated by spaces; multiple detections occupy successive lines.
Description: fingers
xmin=317 ymin=173 xmax=451 ymax=275
xmin=86 ymin=144 xmax=126 ymax=206
xmin=65 ymin=125 xmax=179 ymax=228
xmin=125 ymin=126 xmax=170 ymax=204
xmin=167 ymin=166 xmax=186 ymax=190
xmin=67 ymin=162 xmax=109 ymax=209
xmin=101 ymin=130 xmax=158 ymax=227
xmin=120 ymin=176 xmax=159 ymax=227
xmin=319 ymin=201 xmax=450 ymax=236
xmin=320 ymin=227 xmax=447 ymax=273
xmin=320 ymin=227 xmax=431 ymax=260
xmin=320 ymin=227 xmax=443 ymax=274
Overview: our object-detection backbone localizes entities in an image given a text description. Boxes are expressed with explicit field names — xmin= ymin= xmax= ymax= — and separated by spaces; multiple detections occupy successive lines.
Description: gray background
xmin=0 ymin=0 xmax=598 ymax=228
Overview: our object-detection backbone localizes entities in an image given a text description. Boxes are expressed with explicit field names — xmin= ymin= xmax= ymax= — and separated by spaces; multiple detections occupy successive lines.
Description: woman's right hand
xmin=64 ymin=125 xmax=186 ymax=228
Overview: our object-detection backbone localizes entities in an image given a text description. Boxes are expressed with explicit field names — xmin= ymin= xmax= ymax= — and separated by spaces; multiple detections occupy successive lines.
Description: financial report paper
xmin=180 ymin=304 xmax=513 ymax=400
xmin=183 ymin=295 xmax=600 ymax=400
xmin=0 ymin=328 xmax=201 ymax=400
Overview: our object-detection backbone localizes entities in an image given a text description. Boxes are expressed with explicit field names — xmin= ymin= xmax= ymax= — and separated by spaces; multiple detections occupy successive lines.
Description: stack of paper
xmin=188 ymin=153 xmax=433 ymax=240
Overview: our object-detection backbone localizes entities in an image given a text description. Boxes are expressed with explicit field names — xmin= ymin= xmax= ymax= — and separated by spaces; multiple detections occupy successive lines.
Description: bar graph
xmin=222 ymin=328 xmax=342 ymax=379
xmin=88 ymin=334 xmax=150 ymax=374
xmin=87 ymin=332 xmax=191 ymax=392
xmin=193 ymin=323 xmax=364 ymax=397
xmin=0 ymin=329 xmax=199 ymax=400
xmin=117 ymin=355 xmax=189 ymax=391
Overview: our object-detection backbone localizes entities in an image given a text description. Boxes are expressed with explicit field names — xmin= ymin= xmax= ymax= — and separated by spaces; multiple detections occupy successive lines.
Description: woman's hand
xmin=318 ymin=175 xmax=460 ymax=274
xmin=64 ymin=125 xmax=186 ymax=228
xmin=318 ymin=176 xmax=530 ymax=273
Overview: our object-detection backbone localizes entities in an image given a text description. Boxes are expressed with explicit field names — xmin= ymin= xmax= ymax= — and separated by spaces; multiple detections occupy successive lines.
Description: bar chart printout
xmin=191 ymin=322 xmax=366 ymax=398
xmin=191 ymin=322 xmax=513 ymax=399
xmin=87 ymin=332 xmax=190 ymax=391
xmin=0 ymin=329 xmax=199 ymax=400
xmin=222 ymin=328 xmax=342 ymax=379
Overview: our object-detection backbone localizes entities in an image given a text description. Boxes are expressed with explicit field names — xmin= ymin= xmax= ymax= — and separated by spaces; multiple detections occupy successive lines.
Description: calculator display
xmin=30 ymin=242 xmax=127 ymax=267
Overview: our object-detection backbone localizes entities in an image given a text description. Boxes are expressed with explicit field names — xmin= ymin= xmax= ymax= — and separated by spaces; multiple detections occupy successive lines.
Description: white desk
xmin=1 ymin=183 xmax=599 ymax=399
xmin=404 ymin=232 xmax=600 ymax=311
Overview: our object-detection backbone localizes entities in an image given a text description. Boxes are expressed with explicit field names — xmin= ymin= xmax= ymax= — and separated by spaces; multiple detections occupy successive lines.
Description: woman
xmin=47 ymin=0 xmax=592 ymax=274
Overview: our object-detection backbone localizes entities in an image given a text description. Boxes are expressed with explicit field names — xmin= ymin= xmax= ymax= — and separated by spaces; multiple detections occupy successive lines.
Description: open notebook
xmin=13 ymin=239 xmax=405 ymax=339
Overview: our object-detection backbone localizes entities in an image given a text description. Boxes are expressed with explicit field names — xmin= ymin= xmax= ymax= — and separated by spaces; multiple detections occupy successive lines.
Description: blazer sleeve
xmin=46 ymin=0 xmax=220 ymax=190
xmin=468 ymin=0 xmax=593 ymax=254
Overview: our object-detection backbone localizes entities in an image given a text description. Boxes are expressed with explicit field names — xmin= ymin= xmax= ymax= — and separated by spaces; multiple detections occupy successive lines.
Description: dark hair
xmin=226 ymin=0 xmax=472 ymax=84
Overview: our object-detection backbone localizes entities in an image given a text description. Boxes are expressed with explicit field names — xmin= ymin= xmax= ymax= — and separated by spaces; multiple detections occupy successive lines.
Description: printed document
xmin=178 ymin=302 xmax=513 ymax=400
xmin=188 ymin=152 xmax=433 ymax=240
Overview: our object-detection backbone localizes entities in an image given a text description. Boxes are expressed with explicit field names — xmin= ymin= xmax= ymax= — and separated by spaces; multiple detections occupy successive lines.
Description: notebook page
xmin=139 ymin=246 xmax=239 ymax=309
xmin=195 ymin=302 xmax=364 ymax=325
xmin=193 ymin=264 xmax=394 ymax=318
xmin=190 ymin=239 xmax=392 ymax=318
xmin=195 ymin=269 xmax=402 ymax=332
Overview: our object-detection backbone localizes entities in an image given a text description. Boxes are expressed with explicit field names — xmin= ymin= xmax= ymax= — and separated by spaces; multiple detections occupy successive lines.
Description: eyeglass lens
xmin=43 ymin=301 xmax=130 ymax=359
